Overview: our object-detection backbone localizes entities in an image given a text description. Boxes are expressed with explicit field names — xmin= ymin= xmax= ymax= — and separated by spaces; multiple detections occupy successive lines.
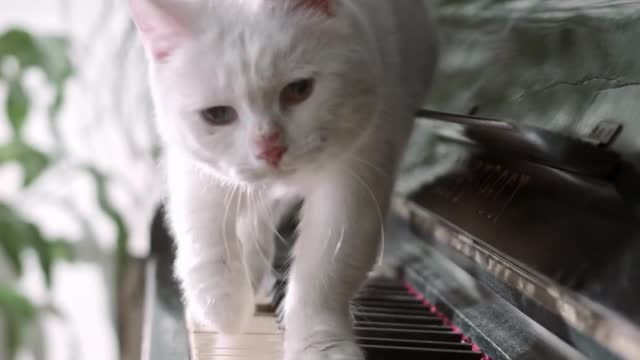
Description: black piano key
xmin=269 ymin=279 xmax=286 ymax=293
xmin=353 ymin=306 xmax=438 ymax=316
xmin=355 ymin=291 xmax=419 ymax=302
xmin=355 ymin=295 xmax=424 ymax=304
xmin=361 ymin=283 xmax=407 ymax=290
xmin=363 ymin=285 xmax=407 ymax=292
xmin=272 ymin=294 xmax=285 ymax=309
xmin=360 ymin=290 xmax=412 ymax=298
xmin=272 ymin=287 xmax=286 ymax=308
xmin=363 ymin=345 xmax=483 ymax=360
xmin=355 ymin=327 xmax=463 ymax=342
xmin=354 ymin=312 xmax=442 ymax=325
xmin=357 ymin=337 xmax=474 ymax=351
xmin=270 ymin=281 xmax=286 ymax=298
xmin=269 ymin=275 xmax=488 ymax=360
xmin=355 ymin=321 xmax=449 ymax=331
xmin=352 ymin=300 xmax=429 ymax=310
xmin=275 ymin=302 xmax=285 ymax=324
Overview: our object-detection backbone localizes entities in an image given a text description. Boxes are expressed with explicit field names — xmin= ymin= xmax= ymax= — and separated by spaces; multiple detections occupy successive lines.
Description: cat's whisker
xmin=342 ymin=167 xmax=386 ymax=267
xmin=221 ymin=184 xmax=236 ymax=265
xmin=345 ymin=154 xmax=389 ymax=178
xmin=252 ymin=189 xmax=279 ymax=275
xmin=249 ymin=188 xmax=258 ymax=240
xmin=236 ymin=183 xmax=244 ymax=221
xmin=248 ymin=207 xmax=261 ymax=275
xmin=249 ymin=188 xmax=259 ymax=247
xmin=332 ymin=225 xmax=346 ymax=259
xmin=259 ymin=192 xmax=290 ymax=247
xmin=253 ymin=189 xmax=290 ymax=246
xmin=229 ymin=184 xmax=241 ymax=261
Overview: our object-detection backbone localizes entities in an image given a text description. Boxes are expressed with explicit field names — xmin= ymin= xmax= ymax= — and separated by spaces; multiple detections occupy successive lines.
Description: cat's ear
xmin=290 ymin=0 xmax=333 ymax=16
xmin=128 ymin=0 xmax=189 ymax=62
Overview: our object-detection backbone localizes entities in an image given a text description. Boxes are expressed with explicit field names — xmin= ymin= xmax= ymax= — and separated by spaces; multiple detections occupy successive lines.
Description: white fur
xmin=130 ymin=0 xmax=437 ymax=358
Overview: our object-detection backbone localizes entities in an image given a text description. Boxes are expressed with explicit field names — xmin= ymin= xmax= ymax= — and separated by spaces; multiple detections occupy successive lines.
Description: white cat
xmin=129 ymin=0 xmax=437 ymax=358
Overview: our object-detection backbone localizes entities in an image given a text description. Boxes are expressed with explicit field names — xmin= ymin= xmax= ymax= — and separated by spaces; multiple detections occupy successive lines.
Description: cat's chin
xmin=190 ymin=157 xmax=295 ymax=186
xmin=226 ymin=167 xmax=298 ymax=187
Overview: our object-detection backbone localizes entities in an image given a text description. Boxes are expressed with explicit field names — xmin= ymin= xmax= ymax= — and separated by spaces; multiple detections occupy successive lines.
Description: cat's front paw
xmin=183 ymin=263 xmax=255 ymax=334
xmin=187 ymin=285 xmax=254 ymax=334
xmin=284 ymin=332 xmax=364 ymax=360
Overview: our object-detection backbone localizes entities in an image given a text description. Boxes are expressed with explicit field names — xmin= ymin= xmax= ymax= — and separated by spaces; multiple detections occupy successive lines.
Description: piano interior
xmin=136 ymin=2 xmax=640 ymax=360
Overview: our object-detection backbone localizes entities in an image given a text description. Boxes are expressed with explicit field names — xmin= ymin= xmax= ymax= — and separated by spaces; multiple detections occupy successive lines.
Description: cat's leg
xmin=236 ymin=193 xmax=294 ymax=291
xmin=283 ymin=159 xmax=394 ymax=360
xmin=237 ymin=209 xmax=276 ymax=292
xmin=167 ymin=158 xmax=254 ymax=334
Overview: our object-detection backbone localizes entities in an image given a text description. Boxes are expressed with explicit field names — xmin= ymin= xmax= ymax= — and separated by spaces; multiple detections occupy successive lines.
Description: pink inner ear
xmin=129 ymin=0 xmax=188 ymax=61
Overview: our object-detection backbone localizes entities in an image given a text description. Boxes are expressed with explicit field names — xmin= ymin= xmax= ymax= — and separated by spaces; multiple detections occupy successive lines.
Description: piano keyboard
xmin=188 ymin=276 xmax=488 ymax=360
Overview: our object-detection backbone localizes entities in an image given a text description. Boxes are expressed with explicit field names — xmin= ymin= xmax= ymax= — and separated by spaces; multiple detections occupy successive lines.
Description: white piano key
xmin=188 ymin=300 xmax=283 ymax=360
xmin=188 ymin=314 xmax=281 ymax=334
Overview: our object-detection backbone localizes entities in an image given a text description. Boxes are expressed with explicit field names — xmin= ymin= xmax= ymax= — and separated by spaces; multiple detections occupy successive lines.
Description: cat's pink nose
xmin=257 ymin=145 xmax=287 ymax=167
xmin=255 ymin=131 xmax=287 ymax=167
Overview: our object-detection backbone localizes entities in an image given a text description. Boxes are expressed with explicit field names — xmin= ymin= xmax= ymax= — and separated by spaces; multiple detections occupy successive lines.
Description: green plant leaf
xmin=17 ymin=144 xmax=49 ymax=187
xmin=34 ymin=36 xmax=73 ymax=87
xmin=0 ymin=283 xmax=36 ymax=358
xmin=49 ymin=238 xmax=75 ymax=262
xmin=0 ymin=142 xmax=17 ymax=161
xmin=85 ymin=167 xmax=129 ymax=275
xmin=0 ymin=283 xmax=36 ymax=321
xmin=0 ymin=30 xmax=40 ymax=69
xmin=0 ymin=28 xmax=73 ymax=151
xmin=48 ymin=90 xmax=64 ymax=121
xmin=0 ymin=29 xmax=72 ymax=84
xmin=6 ymin=79 xmax=29 ymax=136
xmin=0 ymin=142 xmax=51 ymax=187
xmin=0 ymin=202 xmax=74 ymax=286
xmin=36 ymin=237 xmax=74 ymax=288
xmin=27 ymin=35 xmax=72 ymax=146
xmin=0 ymin=203 xmax=29 ymax=275
xmin=0 ymin=224 xmax=25 ymax=275
xmin=25 ymin=224 xmax=54 ymax=287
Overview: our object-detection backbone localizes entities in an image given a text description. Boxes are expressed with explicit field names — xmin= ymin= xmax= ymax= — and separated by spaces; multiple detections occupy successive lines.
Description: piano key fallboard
xmin=186 ymin=275 xmax=488 ymax=360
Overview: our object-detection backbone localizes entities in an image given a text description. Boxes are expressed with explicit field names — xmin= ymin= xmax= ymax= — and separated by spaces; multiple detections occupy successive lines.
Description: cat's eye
xmin=201 ymin=106 xmax=238 ymax=126
xmin=281 ymin=79 xmax=314 ymax=108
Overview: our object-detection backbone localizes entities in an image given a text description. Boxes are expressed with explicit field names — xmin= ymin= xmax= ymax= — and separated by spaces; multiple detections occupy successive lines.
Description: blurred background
xmin=2 ymin=0 xmax=640 ymax=360
xmin=2 ymin=1 xmax=161 ymax=360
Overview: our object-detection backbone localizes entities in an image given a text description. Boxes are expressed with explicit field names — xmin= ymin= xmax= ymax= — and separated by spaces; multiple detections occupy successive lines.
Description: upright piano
xmin=137 ymin=107 xmax=640 ymax=360
xmin=132 ymin=1 xmax=640 ymax=359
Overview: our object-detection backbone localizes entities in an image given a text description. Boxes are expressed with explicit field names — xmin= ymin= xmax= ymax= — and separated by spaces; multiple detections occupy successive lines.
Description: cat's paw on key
xmin=285 ymin=342 xmax=364 ymax=360
xmin=285 ymin=330 xmax=365 ymax=360
xmin=185 ymin=266 xmax=255 ymax=334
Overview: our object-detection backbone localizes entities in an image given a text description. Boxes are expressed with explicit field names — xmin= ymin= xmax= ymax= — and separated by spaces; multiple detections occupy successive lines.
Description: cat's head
xmin=130 ymin=0 xmax=380 ymax=185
